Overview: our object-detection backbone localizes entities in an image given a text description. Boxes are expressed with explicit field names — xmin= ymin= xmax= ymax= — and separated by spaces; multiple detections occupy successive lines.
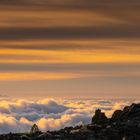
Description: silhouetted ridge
xmin=91 ymin=109 xmax=108 ymax=124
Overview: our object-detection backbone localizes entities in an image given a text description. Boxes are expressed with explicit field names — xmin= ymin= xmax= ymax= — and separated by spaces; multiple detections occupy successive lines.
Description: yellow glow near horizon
xmin=0 ymin=72 xmax=86 ymax=81
xmin=0 ymin=48 xmax=140 ymax=64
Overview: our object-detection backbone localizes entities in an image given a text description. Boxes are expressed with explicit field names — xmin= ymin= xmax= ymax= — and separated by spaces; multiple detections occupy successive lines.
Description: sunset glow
xmin=0 ymin=0 xmax=140 ymax=135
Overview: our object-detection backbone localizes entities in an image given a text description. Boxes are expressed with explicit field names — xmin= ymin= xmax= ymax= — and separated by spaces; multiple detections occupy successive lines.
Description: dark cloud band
xmin=0 ymin=63 xmax=140 ymax=72
xmin=0 ymin=26 xmax=139 ymax=40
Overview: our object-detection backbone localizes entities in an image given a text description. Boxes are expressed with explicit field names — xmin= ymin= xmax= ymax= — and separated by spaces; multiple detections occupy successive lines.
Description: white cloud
xmin=0 ymin=98 xmax=138 ymax=134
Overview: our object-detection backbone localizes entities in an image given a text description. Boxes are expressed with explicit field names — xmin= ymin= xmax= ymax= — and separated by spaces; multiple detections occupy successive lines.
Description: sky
xmin=0 ymin=0 xmax=140 ymax=98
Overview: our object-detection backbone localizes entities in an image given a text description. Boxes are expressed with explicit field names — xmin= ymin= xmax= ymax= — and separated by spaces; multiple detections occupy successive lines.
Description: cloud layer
xmin=0 ymin=98 xmax=138 ymax=134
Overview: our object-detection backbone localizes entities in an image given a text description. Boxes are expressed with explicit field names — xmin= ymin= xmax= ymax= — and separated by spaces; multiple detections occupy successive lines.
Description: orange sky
xmin=0 ymin=0 xmax=140 ymax=98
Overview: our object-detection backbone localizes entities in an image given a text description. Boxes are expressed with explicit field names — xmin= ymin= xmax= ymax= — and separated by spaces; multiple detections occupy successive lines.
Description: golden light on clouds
xmin=0 ymin=0 xmax=139 ymax=97
xmin=0 ymin=47 xmax=140 ymax=64
xmin=0 ymin=72 xmax=87 ymax=81
xmin=0 ymin=0 xmax=140 ymax=135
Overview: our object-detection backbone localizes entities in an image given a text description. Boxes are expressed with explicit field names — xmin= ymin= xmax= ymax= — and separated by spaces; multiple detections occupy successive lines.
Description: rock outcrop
xmin=0 ymin=103 xmax=140 ymax=140
xmin=92 ymin=109 xmax=108 ymax=124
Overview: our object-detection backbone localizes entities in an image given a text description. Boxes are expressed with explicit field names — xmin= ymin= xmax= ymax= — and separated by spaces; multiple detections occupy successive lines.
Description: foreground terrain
xmin=0 ymin=103 xmax=140 ymax=140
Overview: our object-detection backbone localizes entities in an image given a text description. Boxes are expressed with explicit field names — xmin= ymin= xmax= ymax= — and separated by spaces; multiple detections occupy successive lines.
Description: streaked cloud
xmin=0 ymin=39 xmax=140 ymax=52
xmin=0 ymin=27 xmax=139 ymax=40
xmin=0 ymin=0 xmax=139 ymax=97
xmin=0 ymin=72 xmax=90 ymax=81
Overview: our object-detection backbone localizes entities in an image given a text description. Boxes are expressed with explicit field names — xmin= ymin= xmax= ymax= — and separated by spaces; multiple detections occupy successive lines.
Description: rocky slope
xmin=0 ymin=103 xmax=140 ymax=140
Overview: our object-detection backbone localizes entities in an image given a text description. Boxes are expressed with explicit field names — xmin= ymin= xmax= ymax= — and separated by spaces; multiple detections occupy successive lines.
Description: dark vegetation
xmin=0 ymin=103 xmax=140 ymax=140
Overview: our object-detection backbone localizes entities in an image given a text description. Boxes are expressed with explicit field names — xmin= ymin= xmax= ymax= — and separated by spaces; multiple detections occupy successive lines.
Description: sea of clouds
xmin=0 ymin=97 xmax=139 ymax=134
